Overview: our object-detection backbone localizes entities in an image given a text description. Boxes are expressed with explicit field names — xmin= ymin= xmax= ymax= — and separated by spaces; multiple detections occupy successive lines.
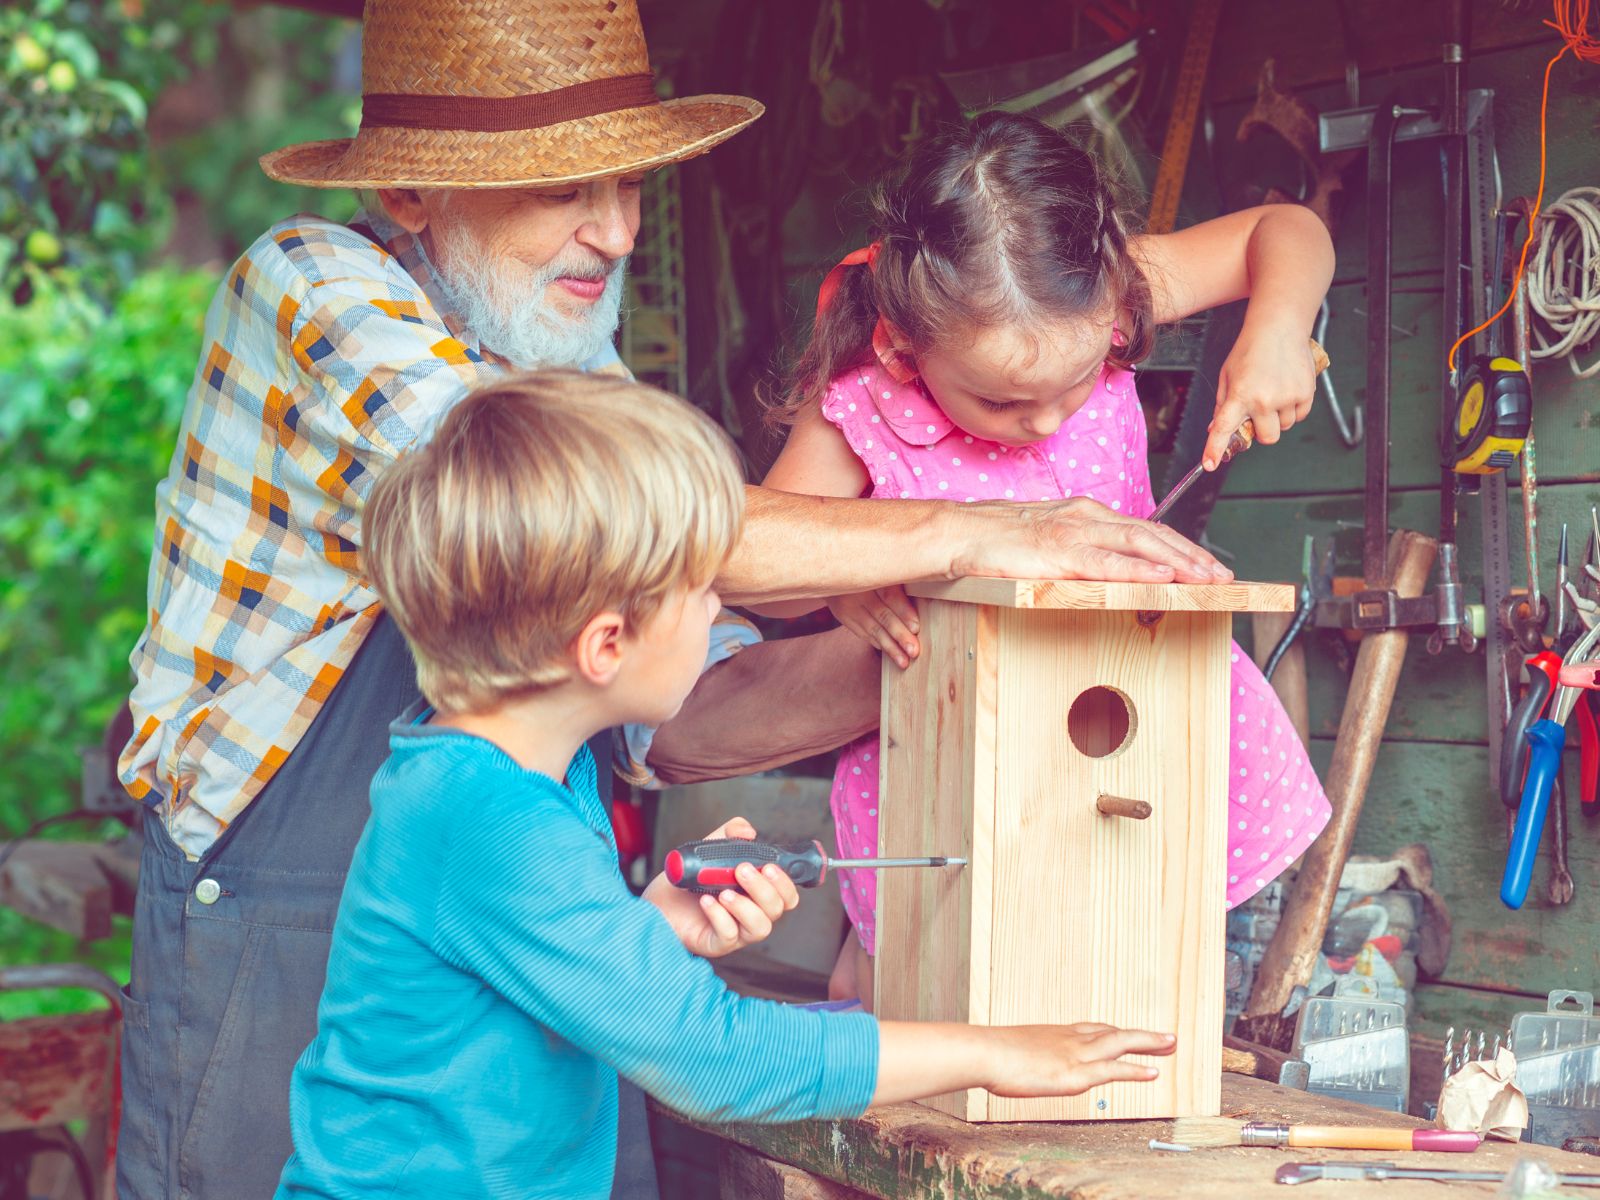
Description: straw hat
xmin=259 ymin=0 xmax=763 ymax=189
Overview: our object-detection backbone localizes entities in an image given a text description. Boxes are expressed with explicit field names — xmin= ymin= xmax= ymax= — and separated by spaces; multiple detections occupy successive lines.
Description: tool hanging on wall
xmin=1502 ymin=616 xmax=1600 ymax=909
xmin=1447 ymin=356 xmax=1532 ymax=475
xmin=1144 ymin=0 xmax=1222 ymax=235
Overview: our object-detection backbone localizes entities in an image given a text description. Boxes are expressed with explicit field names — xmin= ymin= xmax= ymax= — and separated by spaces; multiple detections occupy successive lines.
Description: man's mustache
xmin=541 ymin=256 xmax=620 ymax=284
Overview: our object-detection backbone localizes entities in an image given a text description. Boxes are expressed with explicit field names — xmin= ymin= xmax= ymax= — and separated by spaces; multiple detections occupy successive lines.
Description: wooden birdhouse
xmin=874 ymin=576 xmax=1296 ymax=1123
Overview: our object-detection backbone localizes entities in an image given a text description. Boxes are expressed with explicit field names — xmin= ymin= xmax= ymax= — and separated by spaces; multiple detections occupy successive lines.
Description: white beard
xmin=430 ymin=220 xmax=628 ymax=370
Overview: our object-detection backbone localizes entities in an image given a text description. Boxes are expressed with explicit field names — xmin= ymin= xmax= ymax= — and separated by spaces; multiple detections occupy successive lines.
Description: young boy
xmin=274 ymin=370 xmax=1176 ymax=1199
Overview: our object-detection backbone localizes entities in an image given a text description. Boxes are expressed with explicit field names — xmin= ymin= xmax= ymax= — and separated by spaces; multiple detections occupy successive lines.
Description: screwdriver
xmin=1149 ymin=337 xmax=1332 ymax=524
xmin=1149 ymin=420 xmax=1255 ymax=522
xmin=665 ymin=838 xmax=967 ymax=895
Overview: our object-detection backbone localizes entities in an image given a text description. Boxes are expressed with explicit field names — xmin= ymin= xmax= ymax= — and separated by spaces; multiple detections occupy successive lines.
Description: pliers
xmin=1503 ymin=615 xmax=1600 ymax=908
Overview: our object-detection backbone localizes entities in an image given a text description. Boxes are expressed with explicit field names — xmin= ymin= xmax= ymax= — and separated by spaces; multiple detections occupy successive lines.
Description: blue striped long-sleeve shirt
xmin=275 ymin=706 xmax=879 ymax=1200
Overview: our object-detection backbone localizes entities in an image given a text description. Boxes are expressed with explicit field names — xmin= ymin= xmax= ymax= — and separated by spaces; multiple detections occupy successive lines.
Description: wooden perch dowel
xmin=1095 ymin=794 xmax=1152 ymax=820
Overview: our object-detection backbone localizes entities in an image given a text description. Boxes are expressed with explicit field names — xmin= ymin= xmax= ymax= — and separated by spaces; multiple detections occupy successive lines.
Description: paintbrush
xmin=1171 ymin=1117 xmax=1482 ymax=1153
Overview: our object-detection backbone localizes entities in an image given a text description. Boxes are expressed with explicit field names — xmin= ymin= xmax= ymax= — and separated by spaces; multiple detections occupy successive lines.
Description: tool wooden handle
xmin=1289 ymin=1126 xmax=1414 ymax=1151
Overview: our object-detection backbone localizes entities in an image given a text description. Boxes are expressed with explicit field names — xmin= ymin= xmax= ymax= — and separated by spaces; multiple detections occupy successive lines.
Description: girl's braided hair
xmin=770 ymin=111 xmax=1153 ymax=425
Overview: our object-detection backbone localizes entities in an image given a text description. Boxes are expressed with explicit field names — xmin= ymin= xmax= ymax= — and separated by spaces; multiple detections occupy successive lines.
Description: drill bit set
xmin=1441 ymin=1026 xmax=1512 ymax=1080
xmin=1291 ymin=978 xmax=1410 ymax=1113
xmin=1507 ymin=990 xmax=1600 ymax=1146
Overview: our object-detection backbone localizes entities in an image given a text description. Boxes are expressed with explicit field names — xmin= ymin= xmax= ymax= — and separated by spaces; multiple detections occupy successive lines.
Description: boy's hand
xmin=828 ymin=586 xmax=920 ymax=669
xmin=1206 ymin=323 xmax=1318 ymax=471
xmin=643 ymin=817 xmax=800 ymax=959
xmin=984 ymin=1024 xmax=1177 ymax=1097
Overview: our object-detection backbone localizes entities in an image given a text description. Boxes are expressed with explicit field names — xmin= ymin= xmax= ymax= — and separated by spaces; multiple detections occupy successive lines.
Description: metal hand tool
xmin=1550 ymin=763 xmax=1575 ymax=905
xmin=1275 ymin=1160 xmax=1600 ymax=1187
xmin=1504 ymin=619 xmax=1600 ymax=908
xmin=1501 ymin=651 xmax=1562 ymax=814
xmin=1264 ymin=537 xmax=1335 ymax=682
xmin=665 ymin=838 xmax=966 ymax=895
xmin=1150 ymin=420 xmax=1255 ymax=523
xmin=1150 ymin=339 xmax=1332 ymax=523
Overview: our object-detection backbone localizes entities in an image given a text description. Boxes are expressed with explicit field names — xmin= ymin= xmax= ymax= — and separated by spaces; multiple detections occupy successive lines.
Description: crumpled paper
xmin=1438 ymin=1048 xmax=1529 ymax=1142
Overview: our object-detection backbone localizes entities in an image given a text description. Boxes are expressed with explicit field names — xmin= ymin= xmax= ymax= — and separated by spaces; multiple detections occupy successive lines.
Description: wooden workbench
xmin=653 ymin=1074 xmax=1600 ymax=1198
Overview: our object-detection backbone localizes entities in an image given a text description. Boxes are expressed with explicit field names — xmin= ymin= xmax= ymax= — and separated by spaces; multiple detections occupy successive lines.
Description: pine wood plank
xmin=719 ymin=1144 xmax=872 ymax=1200
xmin=908 ymin=579 xmax=1294 ymax=613
xmin=983 ymin=608 xmax=1227 ymax=1121
xmin=876 ymin=598 xmax=996 ymax=1121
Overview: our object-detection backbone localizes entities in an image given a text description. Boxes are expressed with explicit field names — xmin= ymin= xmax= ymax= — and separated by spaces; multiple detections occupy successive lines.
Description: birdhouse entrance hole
xmin=1067 ymin=685 xmax=1135 ymax=759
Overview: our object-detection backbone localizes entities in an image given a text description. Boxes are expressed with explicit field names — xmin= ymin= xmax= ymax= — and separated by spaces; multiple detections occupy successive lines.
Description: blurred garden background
xmin=0 ymin=0 xmax=365 ymax=1016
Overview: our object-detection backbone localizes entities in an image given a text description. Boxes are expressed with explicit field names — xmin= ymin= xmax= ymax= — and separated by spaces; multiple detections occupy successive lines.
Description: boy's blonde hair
xmin=364 ymin=369 xmax=744 ymax=714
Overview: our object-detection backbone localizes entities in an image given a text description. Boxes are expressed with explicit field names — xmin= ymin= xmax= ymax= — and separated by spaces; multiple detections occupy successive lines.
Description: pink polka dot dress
xmin=821 ymin=358 xmax=1333 ymax=954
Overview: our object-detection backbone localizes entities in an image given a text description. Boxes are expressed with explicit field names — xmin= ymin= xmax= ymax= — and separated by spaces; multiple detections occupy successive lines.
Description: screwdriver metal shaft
xmin=1149 ymin=420 xmax=1255 ymax=523
xmin=829 ymin=855 xmax=968 ymax=869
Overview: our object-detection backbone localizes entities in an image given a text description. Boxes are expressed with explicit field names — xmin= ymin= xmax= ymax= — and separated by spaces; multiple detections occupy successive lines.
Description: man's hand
xmin=829 ymin=586 xmax=920 ymax=669
xmin=643 ymin=817 xmax=799 ymax=959
xmin=1205 ymin=321 xmax=1318 ymax=470
xmin=952 ymin=497 xmax=1231 ymax=585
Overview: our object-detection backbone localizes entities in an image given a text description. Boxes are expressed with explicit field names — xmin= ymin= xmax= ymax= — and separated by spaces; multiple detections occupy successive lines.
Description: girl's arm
xmin=1133 ymin=204 xmax=1336 ymax=470
xmin=748 ymin=403 xmax=872 ymax=618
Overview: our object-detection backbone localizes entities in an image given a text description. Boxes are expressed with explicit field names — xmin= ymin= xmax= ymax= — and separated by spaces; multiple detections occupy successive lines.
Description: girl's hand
xmin=1206 ymin=323 xmax=1318 ymax=471
xmin=642 ymin=817 xmax=800 ymax=960
xmin=829 ymin=586 xmax=920 ymax=669
xmin=983 ymin=1024 xmax=1176 ymax=1098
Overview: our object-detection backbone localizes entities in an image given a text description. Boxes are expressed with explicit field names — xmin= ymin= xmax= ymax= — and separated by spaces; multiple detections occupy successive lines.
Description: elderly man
xmin=116 ymin=1 xmax=1224 ymax=1197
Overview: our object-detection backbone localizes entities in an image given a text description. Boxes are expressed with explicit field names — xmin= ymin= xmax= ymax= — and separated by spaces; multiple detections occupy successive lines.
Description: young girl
xmin=760 ymin=112 xmax=1336 ymax=1006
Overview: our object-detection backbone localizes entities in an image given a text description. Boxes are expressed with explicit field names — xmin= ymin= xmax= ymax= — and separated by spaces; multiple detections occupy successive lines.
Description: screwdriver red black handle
xmin=665 ymin=839 xmax=833 ymax=893
xmin=665 ymin=838 xmax=965 ymax=895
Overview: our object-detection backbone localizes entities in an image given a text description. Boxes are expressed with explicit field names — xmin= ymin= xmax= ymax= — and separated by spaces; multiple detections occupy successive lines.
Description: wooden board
xmin=908 ymin=579 xmax=1295 ymax=613
xmin=876 ymin=597 xmax=995 ymax=1120
xmin=655 ymin=1072 xmax=1600 ymax=1199
xmin=719 ymin=1144 xmax=872 ymax=1200
xmin=878 ymin=599 xmax=1228 ymax=1122
xmin=985 ymin=607 xmax=1227 ymax=1121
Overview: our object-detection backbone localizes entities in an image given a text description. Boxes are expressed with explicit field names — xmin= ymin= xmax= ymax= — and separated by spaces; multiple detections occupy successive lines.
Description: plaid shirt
xmin=121 ymin=209 xmax=754 ymax=858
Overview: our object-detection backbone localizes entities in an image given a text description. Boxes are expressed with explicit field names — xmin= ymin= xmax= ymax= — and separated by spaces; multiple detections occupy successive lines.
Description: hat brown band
xmin=361 ymin=73 xmax=659 ymax=134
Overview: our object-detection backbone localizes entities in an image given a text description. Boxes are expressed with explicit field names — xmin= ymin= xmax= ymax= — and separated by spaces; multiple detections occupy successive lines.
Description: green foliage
xmin=0 ymin=266 xmax=215 ymax=830
xmin=157 ymin=7 xmax=361 ymax=261
xmin=1 ymin=0 xmax=222 ymax=303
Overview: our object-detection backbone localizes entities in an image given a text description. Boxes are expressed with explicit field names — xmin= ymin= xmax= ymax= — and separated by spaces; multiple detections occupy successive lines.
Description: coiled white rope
xmin=1527 ymin=186 xmax=1600 ymax=378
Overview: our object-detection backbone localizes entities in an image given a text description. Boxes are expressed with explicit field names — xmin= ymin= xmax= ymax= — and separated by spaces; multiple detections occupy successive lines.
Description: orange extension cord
xmin=1445 ymin=0 xmax=1600 ymax=372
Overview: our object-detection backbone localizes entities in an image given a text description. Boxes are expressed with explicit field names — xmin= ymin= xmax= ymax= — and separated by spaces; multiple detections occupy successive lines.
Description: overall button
xmin=194 ymin=878 xmax=222 ymax=905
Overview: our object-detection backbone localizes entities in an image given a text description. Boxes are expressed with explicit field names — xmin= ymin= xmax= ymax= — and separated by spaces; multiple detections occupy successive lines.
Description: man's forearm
xmin=719 ymin=486 xmax=965 ymax=606
xmin=647 ymin=626 xmax=880 ymax=785
xmin=719 ymin=487 xmax=1229 ymax=608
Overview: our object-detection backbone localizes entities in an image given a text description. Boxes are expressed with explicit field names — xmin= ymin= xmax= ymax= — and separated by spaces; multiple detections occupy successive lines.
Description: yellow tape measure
xmin=1451 ymin=356 xmax=1531 ymax=475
